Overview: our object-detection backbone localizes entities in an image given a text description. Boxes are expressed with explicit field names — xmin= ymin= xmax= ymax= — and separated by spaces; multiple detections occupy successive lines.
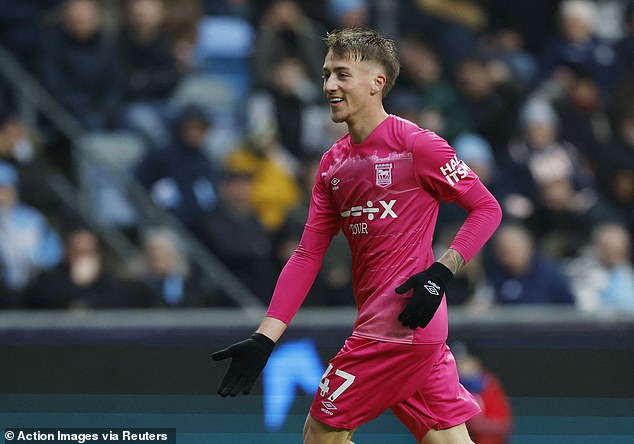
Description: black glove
xmin=211 ymin=333 xmax=275 ymax=397
xmin=396 ymin=262 xmax=453 ymax=329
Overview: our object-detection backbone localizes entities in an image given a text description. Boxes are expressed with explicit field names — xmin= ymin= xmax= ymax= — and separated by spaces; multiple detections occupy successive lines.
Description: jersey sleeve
xmin=265 ymin=156 xmax=341 ymax=324
xmin=409 ymin=128 xmax=502 ymax=263
xmin=450 ymin=182 xmax=503 ymax=263
xmin=264 ymin=227 xmax=333 ymax=324
xmin=304 ymin=155 xmax=342 ymax=235
xmin=409 ymin=129 xmax=480 ymax=202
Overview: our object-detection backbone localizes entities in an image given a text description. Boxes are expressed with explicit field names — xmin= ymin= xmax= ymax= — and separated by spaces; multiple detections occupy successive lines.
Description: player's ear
xmin=371 ymin=73 xmax=387 ymax=96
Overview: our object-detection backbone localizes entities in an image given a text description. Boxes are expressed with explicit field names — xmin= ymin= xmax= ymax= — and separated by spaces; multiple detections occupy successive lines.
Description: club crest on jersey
xmin=375 ymin=163 xmax=393 ymax=187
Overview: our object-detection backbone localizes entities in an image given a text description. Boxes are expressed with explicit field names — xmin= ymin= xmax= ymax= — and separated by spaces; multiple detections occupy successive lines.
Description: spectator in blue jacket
xmin=0 ymin=162 xmax=63 ymax=292
xmin=134 ymin=105 xmax=221 ymax=236
xmin=566 ymin=222 xmax=634 ymax=312
xmin=539 ymin=0 xmax=620 ymax=98
xmin=486 ymin=223 xmax=575 ymax=305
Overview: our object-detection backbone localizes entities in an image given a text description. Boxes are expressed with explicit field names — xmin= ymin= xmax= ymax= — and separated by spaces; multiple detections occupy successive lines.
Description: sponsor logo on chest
xmin=341 ymin=200 xmax=398 ymax=236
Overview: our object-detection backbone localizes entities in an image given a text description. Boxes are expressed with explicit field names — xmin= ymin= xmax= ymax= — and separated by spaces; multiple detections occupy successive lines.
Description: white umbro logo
xmin=424 ymin=281 xmax=441 ymax=295
xmin=321 ymin=401 xmax=337 ymax=410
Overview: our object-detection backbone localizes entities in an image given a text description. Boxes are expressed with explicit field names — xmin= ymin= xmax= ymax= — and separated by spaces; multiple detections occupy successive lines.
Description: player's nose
xmin=323 ymin=75 xmax=338 ymax=93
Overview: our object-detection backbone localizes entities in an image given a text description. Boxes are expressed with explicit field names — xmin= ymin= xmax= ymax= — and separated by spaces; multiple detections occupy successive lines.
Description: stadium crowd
xmin=1 ymin=0 xmax=634 ymax=312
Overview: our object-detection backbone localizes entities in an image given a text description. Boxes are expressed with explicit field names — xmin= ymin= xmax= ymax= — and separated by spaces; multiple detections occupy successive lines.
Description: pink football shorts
xmin=309 ymin=335 xmax=481 ymax=441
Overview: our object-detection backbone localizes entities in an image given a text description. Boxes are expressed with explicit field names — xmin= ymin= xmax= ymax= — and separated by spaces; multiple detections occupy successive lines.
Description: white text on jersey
xmin=340 ymin=200 xmax=398 ymax=221
xmin=440 ymin=155 xmax=471 ymax=186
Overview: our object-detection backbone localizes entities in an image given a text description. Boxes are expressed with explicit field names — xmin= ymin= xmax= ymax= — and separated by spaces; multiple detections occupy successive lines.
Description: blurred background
xmin=1 ymin=0 xmax=634 ymax=442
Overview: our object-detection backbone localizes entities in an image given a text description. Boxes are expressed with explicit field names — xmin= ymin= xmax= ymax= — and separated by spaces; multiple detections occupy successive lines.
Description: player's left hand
xmin=211 ymin=333 xmax=275 ymax=397
xmin=396 ymin=262 xmax=453 ymax=329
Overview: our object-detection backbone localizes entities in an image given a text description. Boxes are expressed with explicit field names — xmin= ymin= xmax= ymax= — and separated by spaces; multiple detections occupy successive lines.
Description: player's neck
xmin=347 ymin=106 xmax=389 ymax=145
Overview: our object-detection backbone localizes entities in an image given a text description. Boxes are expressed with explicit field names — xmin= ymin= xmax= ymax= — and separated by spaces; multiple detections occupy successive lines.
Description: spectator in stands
xmin=0 ymin=162 xmax=63 ymax=293
xmin=25 ymin=226 xmax=153 ymax=309
xmin=162 ymin=0 xmax=204 ymax=73
xmin=598 ymin=108 xmax=634 ymax=234
xmin=539 ymin=0 xmax=620 ymax=98
xmin=134 ymin=105 xmax=221 ymax=236
xmin=252 ymin=0 xmax=325 ymax=90
xmin=454 ymin=342 xmax=513 ymax=444
xmin=566 ymin=222 xmax=634 ymax=312
xmin=0 ymin=112 xmax=39 ymax=165
xmin=485 ymin=223 xmax=575 ymax=305
xmin=390 ymin=36 xmax=471 ymax=143
xmin=454 ymin=55 xmax=522 ymax=158
xmin=200 ymin=169 xmax=278 ymax=302
xmin=225 ymin=121 xmax=301 ymax=233
xmin=530 ymin=173 xmax=621 ymax=258
xmin=38 ymin=0 xmax=123 ymax=130
xmin=499 ymin=98 xmax=610 ymax=255
xmin=0 ymin=112 xmax=58 ymax=212
xmin=553 ymin=69 xmax=612 ymax=168
xmin=398 ymin=0 xmax=486 ymax=80
xmin=503 ymin=98 xmax=586 ymax=189
xmin=117 ymin=0 xmax=182 ymax=150
xmin=126 ymin=227 xmax=229 ymax=307
xmin=247 ymin=56 xmax=320 ymax=160
xmin=479 ymin=28 xmax=539 ymax=92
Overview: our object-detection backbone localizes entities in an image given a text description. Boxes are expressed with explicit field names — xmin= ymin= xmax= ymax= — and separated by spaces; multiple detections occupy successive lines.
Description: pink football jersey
xmin=267 ymin=115 xmax=498 ymax=344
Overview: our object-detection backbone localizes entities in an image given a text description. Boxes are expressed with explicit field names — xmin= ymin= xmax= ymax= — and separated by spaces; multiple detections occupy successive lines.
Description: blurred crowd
xmin=1 ymin=0 xmax=634 ymax=313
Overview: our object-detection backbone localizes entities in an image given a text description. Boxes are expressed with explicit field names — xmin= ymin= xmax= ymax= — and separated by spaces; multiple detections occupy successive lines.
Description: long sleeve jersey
xmin=266 ymin=115 xmax=502 ymax=344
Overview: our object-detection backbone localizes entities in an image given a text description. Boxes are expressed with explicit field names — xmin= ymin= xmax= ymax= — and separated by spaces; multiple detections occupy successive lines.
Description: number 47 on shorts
xmin=318 ymin=364 xmax=356 ymax=402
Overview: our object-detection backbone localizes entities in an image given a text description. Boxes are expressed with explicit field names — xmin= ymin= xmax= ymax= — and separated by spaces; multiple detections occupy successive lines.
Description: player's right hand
xmin=211 ymin=333 xmax=275 ymax=397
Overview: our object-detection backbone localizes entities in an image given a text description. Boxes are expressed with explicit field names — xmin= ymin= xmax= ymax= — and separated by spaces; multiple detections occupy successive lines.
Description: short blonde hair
xmin=324 ymin=26 xmax=400 ymax=97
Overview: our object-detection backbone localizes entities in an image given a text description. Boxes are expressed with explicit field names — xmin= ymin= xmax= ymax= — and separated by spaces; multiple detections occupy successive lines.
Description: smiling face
xmin=321 ymin=27 xmax=400 ymax=141
xmin=322 ymin=50 xmax=385 ymax=125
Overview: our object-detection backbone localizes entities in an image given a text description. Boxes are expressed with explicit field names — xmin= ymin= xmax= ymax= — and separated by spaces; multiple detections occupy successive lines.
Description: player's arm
xmin=211 ymin=227 xmax=333 ymax=396
xmin=212 ymin=157 xmax=340 ymax=396
xmin=437 ymin=248 xmax=465 ymax=275
xmin=435 ymin=182 xmax=501 ymax=276
xmin=209 ymin=317 xmax=287 ymax=397
xmin=255 ymin=316 xmax=287 ymax=342
xmin=397 ymin=184 xmax=501 ymax=329
xmin=398 ymin=131 xmax=502 ymax=329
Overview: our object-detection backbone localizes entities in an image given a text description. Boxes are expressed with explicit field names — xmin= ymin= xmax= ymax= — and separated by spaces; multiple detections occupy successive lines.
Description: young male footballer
xmin=213 ymin=27 xmax=502 ymax=444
